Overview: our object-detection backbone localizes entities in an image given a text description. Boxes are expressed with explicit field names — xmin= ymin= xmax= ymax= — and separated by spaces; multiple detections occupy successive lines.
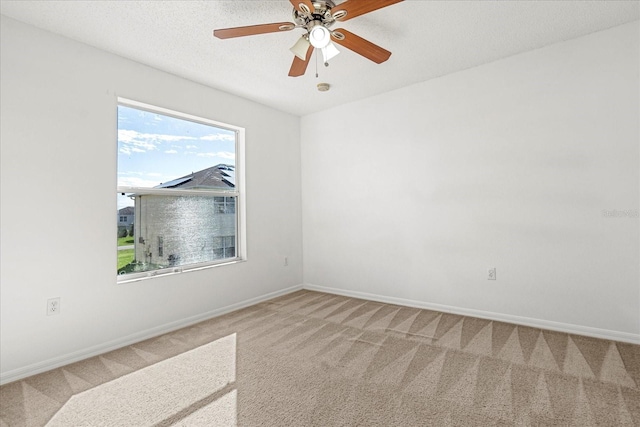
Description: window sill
xmin=116 ymin=258 xmax=246 ymax=285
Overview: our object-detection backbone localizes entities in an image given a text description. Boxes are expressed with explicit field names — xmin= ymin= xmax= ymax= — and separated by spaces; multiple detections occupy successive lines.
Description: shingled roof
xmin=118 ymin=206 xmax=135 ymax=215
xmin=155 ymin=164 xmax=235 ymax=190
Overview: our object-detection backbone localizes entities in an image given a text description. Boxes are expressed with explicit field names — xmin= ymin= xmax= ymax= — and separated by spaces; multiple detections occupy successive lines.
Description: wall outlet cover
xmin=47 ymin=298 xmax=61 ymax=316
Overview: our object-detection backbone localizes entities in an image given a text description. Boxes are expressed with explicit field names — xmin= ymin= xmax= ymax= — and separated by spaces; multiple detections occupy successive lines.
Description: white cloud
xmin=117 ymin=175 xmax=162 ymax=188
xmin=165 ymin=149 xmax=178 ymax=154
xmin=118 ymin=130 xmax=158 ymax=151
xmin=200 ymin=134 xmax=235 ymax=142
xmin=186 ymin=145 xmax=197 ymax=149
xmin=197 ymin=151 xmax=235 ymax=159
xmin=118 ymin=129 xmax=198 ymax=153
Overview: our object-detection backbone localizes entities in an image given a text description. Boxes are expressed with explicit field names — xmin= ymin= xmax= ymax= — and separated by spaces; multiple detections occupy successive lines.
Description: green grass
xmin=117 ymin=249 xmax=134 ymax=271
xmin=117 ymin=236 xmax=135 ymax=246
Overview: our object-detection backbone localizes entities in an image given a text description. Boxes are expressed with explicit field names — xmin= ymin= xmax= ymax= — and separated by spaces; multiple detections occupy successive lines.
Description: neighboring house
xmin=156 ymin=164 xmax=236 ymax=190
xmin=133 ymin=164 xmax=236 ymax=268
xmin=117 ymin=206 xmax=135 ymax=228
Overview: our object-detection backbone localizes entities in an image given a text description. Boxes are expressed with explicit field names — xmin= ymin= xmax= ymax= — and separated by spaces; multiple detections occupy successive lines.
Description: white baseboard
xmin=0 ymin=284 xmax=303 ymax=385
xmin=303 ymin=283 xmax=640 ymax=345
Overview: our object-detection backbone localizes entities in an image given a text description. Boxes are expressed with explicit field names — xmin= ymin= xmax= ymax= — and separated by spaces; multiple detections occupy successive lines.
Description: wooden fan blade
xmin=331 ymin=29 xmax=391 ymax=64
xmin=290 ymin=0 xmax=315 ymax=13
xmin=288 ymin=45 xmax=314 ymax=77
xmin=332 ymin=0 xmax=403 ymax=21
xmin=213 ymin=22 xmax=295 ymax=39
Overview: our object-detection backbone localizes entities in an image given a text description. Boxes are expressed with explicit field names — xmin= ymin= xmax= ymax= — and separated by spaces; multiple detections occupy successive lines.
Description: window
xmin=158 ymin=236 xmax=164 ymax=258
xmin=214 ymin=197 xmax=235 ymax=214
xmin=212 ymin=236 xmax=236 ymax=259
xmin=117 ymin=99 xmax=244 ymax=281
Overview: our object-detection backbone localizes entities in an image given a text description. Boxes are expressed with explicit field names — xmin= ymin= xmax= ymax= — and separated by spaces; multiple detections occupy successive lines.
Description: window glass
xmin=117 ymin=101 xmax=240 ymax=279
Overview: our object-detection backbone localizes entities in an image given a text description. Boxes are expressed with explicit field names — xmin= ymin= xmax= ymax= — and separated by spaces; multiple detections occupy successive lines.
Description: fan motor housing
xmin=294 ymin=0 xmax=338 ymax=28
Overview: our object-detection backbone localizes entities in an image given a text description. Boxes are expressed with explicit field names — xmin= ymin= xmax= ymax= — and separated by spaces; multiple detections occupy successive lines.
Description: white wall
xmin=0 ymin=16 xmax=303 ymax=382
xmin=301 ymin=21 xmax=640 ymax=342
xmin=2 ymin=15 xmax=638 ymax=384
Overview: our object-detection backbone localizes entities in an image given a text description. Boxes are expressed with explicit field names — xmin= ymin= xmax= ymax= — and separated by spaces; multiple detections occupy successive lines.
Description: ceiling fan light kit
xmin=321 ymin=42 xmax=340 ymax=63
xmin=290 ymin=36 xmax=312 ymax=60
xmin=308 ymin=22 xmax=331 ymax=48
xmin=213 ymin=0 xmax=403 ymax=78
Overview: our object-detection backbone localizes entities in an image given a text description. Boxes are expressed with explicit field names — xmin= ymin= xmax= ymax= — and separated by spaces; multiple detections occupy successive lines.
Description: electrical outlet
xmin=47 ymin=298 xmax=61 ymax=316
xmin=488 ymin=268 xmax=496 ymax=280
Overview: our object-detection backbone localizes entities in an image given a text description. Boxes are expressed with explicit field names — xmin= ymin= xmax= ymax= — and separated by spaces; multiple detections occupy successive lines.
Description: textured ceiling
xmin=1 ymin=1 xmax=638 ymax=116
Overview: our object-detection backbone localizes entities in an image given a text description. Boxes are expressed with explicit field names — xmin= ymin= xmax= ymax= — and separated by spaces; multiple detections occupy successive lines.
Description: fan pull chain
xmin=315 ymin=48 xmax=319 ymax=78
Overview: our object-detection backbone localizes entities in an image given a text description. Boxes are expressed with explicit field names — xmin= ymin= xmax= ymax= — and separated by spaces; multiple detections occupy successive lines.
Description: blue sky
xmin=117 ymin=105 xmax=235 ymax=209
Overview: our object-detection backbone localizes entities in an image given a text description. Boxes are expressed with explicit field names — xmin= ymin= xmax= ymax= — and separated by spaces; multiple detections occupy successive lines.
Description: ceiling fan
xmin=213 ymin=0 xmax=403 ymax=77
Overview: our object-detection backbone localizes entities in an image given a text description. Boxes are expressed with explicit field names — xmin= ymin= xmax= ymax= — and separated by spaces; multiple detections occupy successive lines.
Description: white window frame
xmin=117 ymin=98 xmax=246 ymax=283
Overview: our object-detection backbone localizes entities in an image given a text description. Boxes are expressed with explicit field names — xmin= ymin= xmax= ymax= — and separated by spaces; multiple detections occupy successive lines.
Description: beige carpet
xmin=1 ymin=290 xmax=639 ymax=426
